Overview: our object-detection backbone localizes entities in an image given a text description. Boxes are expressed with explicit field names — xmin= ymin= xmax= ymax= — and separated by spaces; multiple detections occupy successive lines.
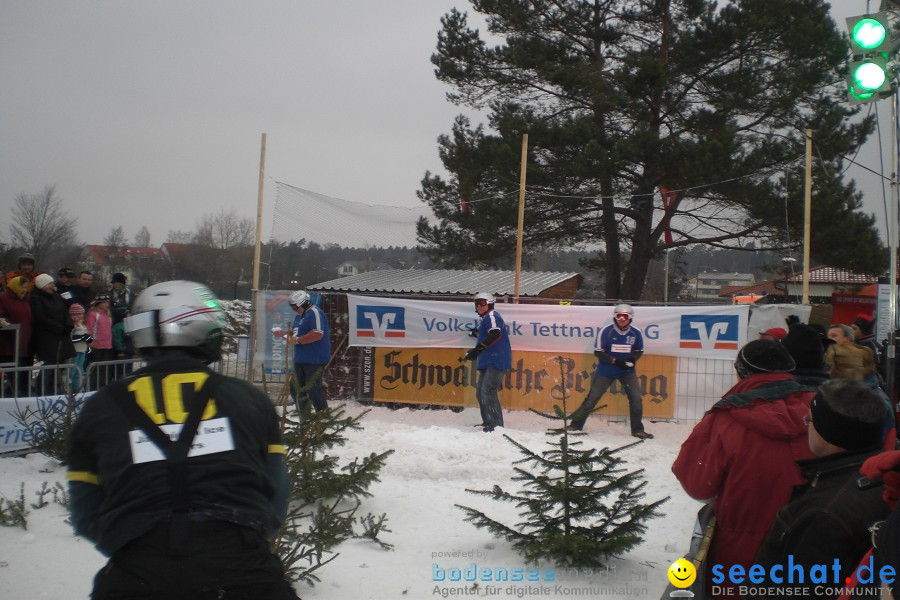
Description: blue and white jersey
xmin=476 ymin=309 xmax=512 ymax=371
xmin=292 ymin=305 xmax=331 ymax=365
xmin=593 ymin=323 xmax=643 ymax=377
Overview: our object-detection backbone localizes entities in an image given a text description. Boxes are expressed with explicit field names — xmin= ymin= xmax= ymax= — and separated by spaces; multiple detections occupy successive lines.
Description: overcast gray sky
xmin=0 ymin=0 xmax=893 ymax=249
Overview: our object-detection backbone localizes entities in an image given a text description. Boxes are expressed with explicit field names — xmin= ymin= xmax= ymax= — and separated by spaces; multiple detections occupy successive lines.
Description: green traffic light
xmin=852 ymin=18 xmax=888 ymax=50
xmin=853 ymin=61 xmax=888 ymax=90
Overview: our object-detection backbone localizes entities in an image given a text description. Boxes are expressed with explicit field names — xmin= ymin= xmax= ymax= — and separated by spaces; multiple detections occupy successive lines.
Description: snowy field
xmin=0 ymin=401 xmax=698 ymax=600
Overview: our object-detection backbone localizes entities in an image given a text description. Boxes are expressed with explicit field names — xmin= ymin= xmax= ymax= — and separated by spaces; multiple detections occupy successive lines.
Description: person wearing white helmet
xmin=570 ymin=303 xmax=653 ymax=439
xmin=286 ymin=289 xmax=331 ymax=414
xmin=67 ymin=280 xmax=297 ymax=599
xmin=463 ymin=292 xmax=512 ymax=432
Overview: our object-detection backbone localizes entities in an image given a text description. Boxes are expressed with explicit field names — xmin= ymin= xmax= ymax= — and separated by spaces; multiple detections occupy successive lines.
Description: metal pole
xmin=802 ymin=129 xmax=812 ymax=305
xmin=888 ymin=91 xmax=898 ymax=408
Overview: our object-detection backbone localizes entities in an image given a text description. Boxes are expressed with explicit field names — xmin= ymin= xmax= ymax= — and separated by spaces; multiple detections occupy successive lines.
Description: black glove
xmin=468 ymin=329 xmax=479 ymax=337
xmin=464 ymin=344 xmax=485 ymax=361
xmin=613 ymin=358 xmax=630 ymax=370
xmin=786 ymin=314 xmax=801 ymax=327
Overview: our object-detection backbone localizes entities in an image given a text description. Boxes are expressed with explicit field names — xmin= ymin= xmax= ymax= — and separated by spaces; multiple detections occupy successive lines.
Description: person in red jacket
xmin=672 ymin=339 xmax=816 ymax=598
xmin=0 ymin=276 xmax=33 ymax=396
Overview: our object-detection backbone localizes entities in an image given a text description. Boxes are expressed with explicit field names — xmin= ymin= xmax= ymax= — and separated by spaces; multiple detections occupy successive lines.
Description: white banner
xmin=348 ymin=296 xmax=750 ymax=360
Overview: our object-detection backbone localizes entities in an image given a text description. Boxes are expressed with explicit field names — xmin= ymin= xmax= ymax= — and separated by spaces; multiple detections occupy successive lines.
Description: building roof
xmin=84 ymin=245 xmax=165 ymax=266
xmin=308 ymin=268 xmax=582 ymax=297
xmin=782 ymin=265 xmax=877 ymax=285
xmin=696 ymin=272 xmax=755 ymax=282
xmin=720 ymin=280 xmax=782 ymax=298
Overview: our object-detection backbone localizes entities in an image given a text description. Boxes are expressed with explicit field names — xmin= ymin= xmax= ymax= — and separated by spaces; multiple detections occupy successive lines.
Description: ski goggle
xmin=615 ymin=312 xmax=631 ymax=320
xmin=475 ymin=300 xmax=489 ymax=307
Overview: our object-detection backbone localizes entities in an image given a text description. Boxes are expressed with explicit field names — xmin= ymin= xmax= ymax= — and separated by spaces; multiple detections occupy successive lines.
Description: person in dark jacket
xmin=67 ymin=280 xmax=297 ymax=600
xmin=782 ymin=321 xmax=830 ymax=387
xmin=29 ymin=273 xmax=75 ymax=394
xmin=753 ymin=379 xmax=890 ymax=599
xmin=672 ymin=340 xmax=816 ymax=598
xmin=55 ymin=266 xmax=78 ymax=309
xmin=0 ymin=276 xmax=33 ymax=395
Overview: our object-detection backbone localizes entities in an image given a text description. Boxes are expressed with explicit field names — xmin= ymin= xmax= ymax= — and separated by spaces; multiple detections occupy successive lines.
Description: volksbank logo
xmin=356 ymin=305 xmax=406 ymax=338
xmin=679 ymin=315 xmax=739 ymax=350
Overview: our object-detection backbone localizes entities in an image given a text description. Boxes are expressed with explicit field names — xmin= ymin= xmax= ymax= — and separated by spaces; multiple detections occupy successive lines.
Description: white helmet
xmin=474 ymin=292 xmax=495 ymax=305
xmin=290 ymin=290 xmax=311 ymax=308
xmin=125 ymin=280 xmax=227 ymax=363
xmin=613 ymin=303 xmax=634 ymax=325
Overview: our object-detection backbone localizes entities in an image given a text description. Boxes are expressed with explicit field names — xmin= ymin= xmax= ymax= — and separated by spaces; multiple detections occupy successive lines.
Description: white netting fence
xmin=271 ymin=182 xmax=433 ymax=247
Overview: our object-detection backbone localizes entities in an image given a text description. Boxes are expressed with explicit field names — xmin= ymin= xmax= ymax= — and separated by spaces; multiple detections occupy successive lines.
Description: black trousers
xmin=92 ymin=521 xmax=299 ymax=600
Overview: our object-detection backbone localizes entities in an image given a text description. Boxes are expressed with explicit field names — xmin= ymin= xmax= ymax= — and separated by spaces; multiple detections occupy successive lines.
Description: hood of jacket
xmin=718 ymin=372 xmax=814 ymax=441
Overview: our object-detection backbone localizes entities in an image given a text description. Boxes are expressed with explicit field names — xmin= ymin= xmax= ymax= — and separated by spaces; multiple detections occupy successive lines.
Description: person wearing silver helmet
xmin=286 ymin=289 xmax=331 ymax=414
xmin=570 ymin=303 xmax=653 ymax=439
xmin=67 ymin=280 xmax=297 ymax=600
xmin=463 ymin=292 xmax=512 ymax=433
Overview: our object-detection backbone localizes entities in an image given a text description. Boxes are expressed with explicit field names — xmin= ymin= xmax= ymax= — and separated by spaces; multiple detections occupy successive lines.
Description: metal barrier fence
xmin=0 ymin=336 xmax=249 ymax=398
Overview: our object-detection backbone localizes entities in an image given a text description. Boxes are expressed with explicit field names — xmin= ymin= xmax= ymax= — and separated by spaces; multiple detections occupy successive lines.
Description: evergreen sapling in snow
xmin=457 ymin=357 xmax=668 ymax=567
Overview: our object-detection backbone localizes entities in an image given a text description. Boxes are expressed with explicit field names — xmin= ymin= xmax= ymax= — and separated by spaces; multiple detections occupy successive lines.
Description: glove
xmin=860 ymin=451 xmax=900 ymax=509
xmin=464 ymin=344 xmax=485 ymax=361
xmin=468 ymin=329 xmax=479 ymax=338
xmin=0 ymin=317 xmax=9 ymax=328
xmin=785 ymin=314 xmax=801 ymax=327
xmin=613 ymin=358 xmax=631 ymax=369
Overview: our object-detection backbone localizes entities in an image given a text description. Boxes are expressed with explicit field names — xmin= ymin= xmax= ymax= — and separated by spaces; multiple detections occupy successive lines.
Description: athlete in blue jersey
xmin=287 ymin=289 xmax=331 ymax=413
xmin=570 ymin=303 xmax=653 ymax=439
xmin=463 ymin=292 xmax=512 ymax=432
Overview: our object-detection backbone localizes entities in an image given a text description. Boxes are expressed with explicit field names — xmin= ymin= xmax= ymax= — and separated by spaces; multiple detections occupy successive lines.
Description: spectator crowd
xmin=0 ymin=253 xmax=135 ymax=395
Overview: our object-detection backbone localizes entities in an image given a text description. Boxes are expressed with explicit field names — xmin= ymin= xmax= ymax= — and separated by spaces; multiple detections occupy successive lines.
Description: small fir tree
xmin=457 ymin=357 xmax=668 ymax=567
xmin=275 ymin=377 xmax=394 ymax=586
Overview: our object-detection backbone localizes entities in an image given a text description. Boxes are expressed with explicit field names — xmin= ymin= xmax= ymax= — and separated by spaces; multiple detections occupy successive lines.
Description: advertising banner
xmin=254 ymin=290 xmax=325 ymax=375
xmin=349 ymin=296 xmax=749 ymax=360
xmin=359 ymin=347 xmax=676 ymax=418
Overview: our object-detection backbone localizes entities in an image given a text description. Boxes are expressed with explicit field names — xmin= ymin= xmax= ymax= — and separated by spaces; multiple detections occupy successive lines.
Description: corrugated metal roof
xmin=308 ymin=268 xmax=581 ymax=297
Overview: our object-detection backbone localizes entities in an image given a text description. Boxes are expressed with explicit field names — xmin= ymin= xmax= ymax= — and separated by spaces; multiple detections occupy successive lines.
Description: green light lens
xmin=852 ymin=18 xmax=887 ymax=50
xmin=853 ymin=61 xmax=888 ymax=90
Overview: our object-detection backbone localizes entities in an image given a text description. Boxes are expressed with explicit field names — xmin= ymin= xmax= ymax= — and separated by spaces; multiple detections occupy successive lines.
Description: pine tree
xmin=275 ymin=400 xmax=395 ymax=586
xmin=419 ymin=0 xmax=884 ymax=299
xmin=457 ymin=357 xmax=667 ymax=567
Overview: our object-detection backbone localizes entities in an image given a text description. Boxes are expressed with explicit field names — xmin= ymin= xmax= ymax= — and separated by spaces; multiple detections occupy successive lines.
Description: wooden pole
xmin=802 ymin=128 xmax=812 ymax=305
xmin=249 ymin=133 xmax=266 ymax=382
xmin=514 ymin=132 xmax=528 ymax=303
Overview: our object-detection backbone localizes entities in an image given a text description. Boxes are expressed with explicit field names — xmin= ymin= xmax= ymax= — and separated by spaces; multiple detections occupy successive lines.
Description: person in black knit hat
xmin=781 ymin=322 xmax=829 ymax=387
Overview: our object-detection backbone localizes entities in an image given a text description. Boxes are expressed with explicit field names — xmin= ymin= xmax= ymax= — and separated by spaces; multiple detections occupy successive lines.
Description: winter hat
xmin=734 ymin=339 xmax=796 ymax=378
xmin=34 ymin=273 xmax=54 ymax=291
xmin=6 ymin=276 xmax=29 ymax=300
xmin=852 ymin=313 xmax=875 ymax=336
xmin=17 ymin=253 xmax=35 ymax=267
xmin=781 ymin=323 xmax=826 ymax=370
xmin=92 ymin=294 xmax=110 ymax=306
xmin=68 ymin=303 xmax=85 ymax=319
xmin=111 ymin=272 xmax=126 ymax=284
xmin=759 ymin=327 xmax=787 ymax=341
xmin=810 ymin=383 xmax=885 ymax=451
xmin=57 ymin=267 xmax=75 ymax=278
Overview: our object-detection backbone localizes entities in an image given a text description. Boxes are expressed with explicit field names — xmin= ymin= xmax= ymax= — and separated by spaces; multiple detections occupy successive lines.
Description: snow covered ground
xmin=0 ymin=401 xmax=699 ymax=600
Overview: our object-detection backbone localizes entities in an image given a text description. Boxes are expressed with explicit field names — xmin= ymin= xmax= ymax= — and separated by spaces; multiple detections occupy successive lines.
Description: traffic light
xmin=847 ymin=12 xmax=898 ymax=104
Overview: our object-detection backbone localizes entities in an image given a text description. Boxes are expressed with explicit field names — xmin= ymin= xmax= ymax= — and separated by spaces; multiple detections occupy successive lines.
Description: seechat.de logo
xmin=679 ymin=315 xmax=739 ymax=350
xmin=356 ymin=305 xmax=406 ymax=338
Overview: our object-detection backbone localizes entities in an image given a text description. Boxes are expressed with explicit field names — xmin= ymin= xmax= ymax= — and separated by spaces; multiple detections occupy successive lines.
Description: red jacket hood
xmin=716 ymin=372 xmax=812 ymax=440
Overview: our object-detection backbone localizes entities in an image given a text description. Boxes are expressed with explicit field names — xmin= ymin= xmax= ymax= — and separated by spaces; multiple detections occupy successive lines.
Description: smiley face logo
xmin=667 ymin=558 xmax=697 ymax=588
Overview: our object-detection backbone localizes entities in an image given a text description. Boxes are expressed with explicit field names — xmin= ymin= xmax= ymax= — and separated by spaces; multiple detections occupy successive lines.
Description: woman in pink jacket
xmin=672 ymin=340 xmax=816 ymax=598
xmin=85 ymin=294 xmax=114 ymax=389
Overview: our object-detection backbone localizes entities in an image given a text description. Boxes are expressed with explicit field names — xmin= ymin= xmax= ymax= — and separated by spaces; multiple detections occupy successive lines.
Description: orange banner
xmin=361 ymin=348 xmax=675 ymax=419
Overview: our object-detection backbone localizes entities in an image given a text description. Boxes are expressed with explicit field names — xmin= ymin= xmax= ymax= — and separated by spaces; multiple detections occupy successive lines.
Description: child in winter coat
xmin=84 ymin=295 xmax=113 ymax=389
xmin=69 ymin=304 xmax=91 ymax=392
